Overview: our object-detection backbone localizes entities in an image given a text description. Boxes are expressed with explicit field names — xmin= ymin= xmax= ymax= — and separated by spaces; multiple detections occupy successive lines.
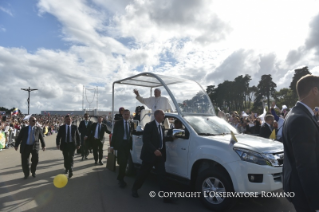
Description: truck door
xmin=165 ymin=117 xmax=190 ymax=178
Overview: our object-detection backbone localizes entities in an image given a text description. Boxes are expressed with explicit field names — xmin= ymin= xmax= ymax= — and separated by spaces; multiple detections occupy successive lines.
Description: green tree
xmin=246 ymin=86 xmax=257 ymax=109
xmin=273 ymin=88 xmax=295 ymax=108
xmin=254 ymin=74 xmax=277 ymax=111
xmin=289 ymin=66 xmax=311 ymax=100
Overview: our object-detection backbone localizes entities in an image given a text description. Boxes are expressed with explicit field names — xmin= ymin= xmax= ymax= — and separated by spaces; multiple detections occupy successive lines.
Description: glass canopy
xmin=113 ymin=72 xmax=215 ymax=116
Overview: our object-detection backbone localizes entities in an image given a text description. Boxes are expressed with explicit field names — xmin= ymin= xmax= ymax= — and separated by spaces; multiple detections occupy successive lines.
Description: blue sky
xmin=0 ymin=0 xmax=68 ymax=52
xmin=1 ymin=0 xmax=319 ymax=114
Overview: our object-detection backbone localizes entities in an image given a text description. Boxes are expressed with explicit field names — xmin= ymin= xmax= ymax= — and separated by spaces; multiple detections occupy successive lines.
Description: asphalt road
xmin=0 ymin=132 xmax=296 ymax=212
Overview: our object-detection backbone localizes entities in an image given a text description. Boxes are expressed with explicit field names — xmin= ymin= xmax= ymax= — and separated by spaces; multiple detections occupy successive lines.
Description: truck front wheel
xmin=195 ymin=168 xmax=235 ymax=211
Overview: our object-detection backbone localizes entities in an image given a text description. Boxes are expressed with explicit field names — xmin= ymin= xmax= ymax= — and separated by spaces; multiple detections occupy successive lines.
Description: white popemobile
xmin=111 ymin=73 xmax=284 ymax=211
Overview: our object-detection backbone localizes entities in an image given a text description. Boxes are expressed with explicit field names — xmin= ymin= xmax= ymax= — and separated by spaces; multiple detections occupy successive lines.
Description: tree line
xmin=206 ymin=66 xmax=311 ymax=114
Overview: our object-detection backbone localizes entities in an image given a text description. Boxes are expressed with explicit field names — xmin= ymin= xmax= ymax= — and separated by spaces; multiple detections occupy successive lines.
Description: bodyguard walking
xmin=283 ymin=75 xmax=319 ymax=212
xmin=111 ymin=109 xmax=134 ymax=188
xmin=78 ymin=113 xmax=93 ymax=160
xmin=87 ymin=116 xmax=110 ymax=165
xmin=56 ymin=115 xmax=81 ymax=179
xmin=15 ymin=116 xmax=45 ymax=179
xmin=132 ymin=110 xmax=173 ymax=203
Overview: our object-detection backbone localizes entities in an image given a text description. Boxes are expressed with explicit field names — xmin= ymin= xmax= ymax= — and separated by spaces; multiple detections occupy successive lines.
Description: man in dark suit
xmin=132 ymin=110 xmax=173 ymax=202
xmin=87 ymin=116 xmax=110 ymax=165
xmin=56 ymin=115 xmax=81 ymax=179
xmin=283 ymin=75 xmax=319 ymax=212
xmin=111 ymin=109 xmax=134 ymax=188
xmin=78 ymin=113 xmax=93 ymax=160
xmin=15 ymin=116 xmax=46 ymax=179
xmin=259 ymin=114 xmax=274 ymax=138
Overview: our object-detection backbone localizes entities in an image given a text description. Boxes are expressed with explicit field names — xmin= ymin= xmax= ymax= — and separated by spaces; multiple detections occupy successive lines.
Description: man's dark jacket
xmin=56 ymin=125 xmax=81 ymax=150
xmin=140 ymin=120 xmax=172 ymax=163
xmin=111 ymin=119 xmax=134 ymax=150
xmin=282 ymin=102 xmax=319 ymax=210
xmin=259 ymin=123 xmax=272 ymax=138
xmin=87 ymin=122 xmax=110 ymax=143
xmin=15 ymin=126 xmax=45 ymax=153
xmin=78 ymin=120 xmax=93 ymax=143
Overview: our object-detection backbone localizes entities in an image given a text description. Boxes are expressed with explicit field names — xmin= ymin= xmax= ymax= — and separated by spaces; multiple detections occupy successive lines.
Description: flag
xmin=269 ymin=129 xmax=276 ymax=140
xmin=12 ymin=108 xmax=19 ymax=116
xmin=258 ymin=108 xmax=267 ymax=124
xmin=230 ymin=131 xmax=238 ymax=145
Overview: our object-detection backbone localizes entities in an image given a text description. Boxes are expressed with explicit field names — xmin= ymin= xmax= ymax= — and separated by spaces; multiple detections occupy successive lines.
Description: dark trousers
xmin=21 ymin=145 xmax=39 ymax=176
xmin=62 ymin=143 xmax=75 ymax=173
xmin=117 ymin=143 xmax=130 ymax=181
xmin=93 ymin=139 xmax=103 ymax=162
xmin=132 ymin=156 xmax=167 ymax=191
xmin=81 ymin=136 xmax=88 ymax=157
xmin=293 ymin=203 xmax=315 ymax=212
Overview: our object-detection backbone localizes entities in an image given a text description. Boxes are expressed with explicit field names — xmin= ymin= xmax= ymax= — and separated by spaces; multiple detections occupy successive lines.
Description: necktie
xmin=158 ymin=125 xmax=163 ymax=149
xmin=85 ymin=121 xmax=87 ymax=127
xmin=28 ymin=126 xmax=33 ymax=145
xmin=98 ymin=124 xmax=100 ymax=138
xmin=67 ymin=126 xmax=70 ymax=142
xmin=125 ymin=121 xmax=129 ymax=140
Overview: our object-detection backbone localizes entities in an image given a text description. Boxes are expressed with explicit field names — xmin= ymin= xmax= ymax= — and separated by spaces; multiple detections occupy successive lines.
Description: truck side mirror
xmin=173 ymin=129 xmax=185 ymax=136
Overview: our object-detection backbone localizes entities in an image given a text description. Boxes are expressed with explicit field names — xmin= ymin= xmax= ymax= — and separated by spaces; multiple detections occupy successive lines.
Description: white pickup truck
xmin=112 ymin=73 xmax=284 ymax=211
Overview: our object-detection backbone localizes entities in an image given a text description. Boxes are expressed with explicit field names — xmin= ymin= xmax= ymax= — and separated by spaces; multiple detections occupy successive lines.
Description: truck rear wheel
xmin=195 ymin=168 xmax=235 ymax=211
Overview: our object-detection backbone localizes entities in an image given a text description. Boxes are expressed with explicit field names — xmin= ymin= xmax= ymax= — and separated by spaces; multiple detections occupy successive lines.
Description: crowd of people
xmin=216 ymin=101 xmax=319 ymax=141
xmin=0 ymin=114 xmax=81 ymax=151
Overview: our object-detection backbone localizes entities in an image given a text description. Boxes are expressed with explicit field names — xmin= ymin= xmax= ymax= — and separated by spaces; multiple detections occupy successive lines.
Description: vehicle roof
xmin=113 ymin=72 xmax=191 ymax=88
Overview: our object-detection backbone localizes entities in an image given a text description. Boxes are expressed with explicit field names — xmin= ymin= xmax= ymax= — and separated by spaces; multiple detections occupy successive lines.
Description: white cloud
xmin=0 ymin=6 xmax=13 ymax=16
xmin=1 ymin=0 xmax=319 ymax=113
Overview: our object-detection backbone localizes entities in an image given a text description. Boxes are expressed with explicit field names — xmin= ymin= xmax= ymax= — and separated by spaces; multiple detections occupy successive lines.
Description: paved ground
xmin=0 ymin=132 xmax=296 ymax=212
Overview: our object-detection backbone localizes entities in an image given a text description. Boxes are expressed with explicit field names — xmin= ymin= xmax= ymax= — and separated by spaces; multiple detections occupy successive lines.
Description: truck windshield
xmin=184 ymin=116 xmax=238 ymax=135
xmin=166 ymin=80 xmax=215 ymax=115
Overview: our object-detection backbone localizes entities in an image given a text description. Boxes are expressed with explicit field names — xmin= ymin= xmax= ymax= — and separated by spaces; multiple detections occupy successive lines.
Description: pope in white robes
xmin=134 ymin=88 xmax=173 ymax=112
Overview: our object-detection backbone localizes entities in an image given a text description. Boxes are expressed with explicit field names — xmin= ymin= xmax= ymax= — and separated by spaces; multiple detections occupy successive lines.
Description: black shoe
xmin=132 ymin=190 xmax=139 ymax=198
xmin=99 ymin=161 xmax=104 ymax=165
xmin=85 ymin=157 xmax=88 ymax=160
xmin=81 ymin=157 xmax=84 ymax=161
xmin=95 ymin=161 xmax=98 ymax=165
xmin=32 ymin=173 xmax=36 ymax=178
xmin=65 ymin=169 xmax=68 ymax=174
xmin=68 ymin=172 xmax=73 ymax=179
xmin=119 ymin=180 xmax=127 ymax=188
xmin=24 ymin=175 xmax=29 ymax=179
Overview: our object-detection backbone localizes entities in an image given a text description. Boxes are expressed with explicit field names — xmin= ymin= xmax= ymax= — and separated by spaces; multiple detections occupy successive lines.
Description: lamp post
xmin=21 ymin=87 xmax=38 ymax=115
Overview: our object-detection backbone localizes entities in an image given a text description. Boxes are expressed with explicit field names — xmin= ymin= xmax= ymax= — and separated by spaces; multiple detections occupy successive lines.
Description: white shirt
xmin=136 ymin=96 xmax=173 ymax=112
xmin=155 ymin=120 xmax=163 ymax=149
xmin=94 ymin=123 xmax=101 ymax=139
xmin=65 ymin=124 xmax=72 ymax=142
xmin=298 ymin=101 xmax=315 ymax=116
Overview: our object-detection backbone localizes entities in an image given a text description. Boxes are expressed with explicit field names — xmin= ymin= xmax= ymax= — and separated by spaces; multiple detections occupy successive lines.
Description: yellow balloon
xmin=53 ymin=174 xmax=68 ymax=188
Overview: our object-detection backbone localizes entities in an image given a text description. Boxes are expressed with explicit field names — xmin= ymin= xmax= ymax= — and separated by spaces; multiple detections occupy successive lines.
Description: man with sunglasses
xmin=15 ymin=116 xmax=46 ymax=179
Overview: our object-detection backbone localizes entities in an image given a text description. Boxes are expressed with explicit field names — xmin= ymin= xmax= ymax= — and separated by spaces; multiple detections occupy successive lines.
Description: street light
xmin=21 ymin=87 xmax=38 ymax=115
